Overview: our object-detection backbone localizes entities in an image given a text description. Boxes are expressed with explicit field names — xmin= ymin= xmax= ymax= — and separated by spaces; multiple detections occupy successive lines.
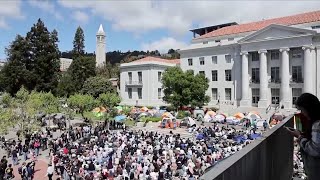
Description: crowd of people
xmin=0 ymin=120 xmax=257 ymax=180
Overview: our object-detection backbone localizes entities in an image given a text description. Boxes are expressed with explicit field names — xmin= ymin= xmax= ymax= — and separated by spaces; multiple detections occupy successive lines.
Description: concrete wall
xmin=200 ymin=115 xmax=294 ymax=180
xmin=120 ymin=63 xmax=173 ymax=106
xmin=180 ymin=45 xmax=241 ymax=107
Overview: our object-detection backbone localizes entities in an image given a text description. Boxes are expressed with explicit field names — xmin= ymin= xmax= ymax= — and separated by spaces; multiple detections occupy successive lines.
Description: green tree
xmin=96 ymin=62 xmax=120 ymax=79
xmin=26 ymin=18 xmax=60 ymax=93
xmin=67 ymin=93 xmax=96 ymax=119
xmin=0 ymin=35 xmax=33 ymax=95
xmin=98 ymin=92 xmax=121 ymax=129
xmin=72 ymin=26 xmax=85 ymax=59
xmin=56 ymin=72 xmax=74 ymax=97
xmin=81 ymin=76 xmax=116 ymax=98
xmin=68 ymin=56 xmax=96 ymax=93
xmin=4 ymin=87 xmax=43 ymax=136
xmin=162 ymin=67 xmax=209 ymax=108
xmin=98 ymin=92 xmax=121 ymax=109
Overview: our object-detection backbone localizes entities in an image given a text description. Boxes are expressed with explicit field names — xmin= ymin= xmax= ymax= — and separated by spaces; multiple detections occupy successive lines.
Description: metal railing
xmin=200 ymin=115 xmax=294 ymax=180
xmin=269 ymin=78 xmax=281 ymax=83
xmin=125 ymin=81 xmax=143 ymax=86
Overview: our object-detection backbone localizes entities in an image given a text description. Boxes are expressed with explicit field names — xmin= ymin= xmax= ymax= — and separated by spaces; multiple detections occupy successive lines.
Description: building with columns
xmin=96 ymin=24 xmax=106 ymax=67
xmin=179 ymin=10 xmax=320 ymax=109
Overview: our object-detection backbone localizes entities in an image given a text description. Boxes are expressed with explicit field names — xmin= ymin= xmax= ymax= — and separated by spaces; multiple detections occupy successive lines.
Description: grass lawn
xmin=124 ymin=119 xmax=135 ymax=127
xmin=73 ymin=111 xmax=102 ymax=121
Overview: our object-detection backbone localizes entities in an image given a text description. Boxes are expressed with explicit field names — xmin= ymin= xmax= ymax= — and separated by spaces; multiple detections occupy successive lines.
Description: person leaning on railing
xmin=285 ymin=93 xmax=320 ymax=180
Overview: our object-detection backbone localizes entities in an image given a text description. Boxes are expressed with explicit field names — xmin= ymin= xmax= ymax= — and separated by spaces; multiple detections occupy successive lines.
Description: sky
xmin=1 ymin=0 xmax=320 ymax=59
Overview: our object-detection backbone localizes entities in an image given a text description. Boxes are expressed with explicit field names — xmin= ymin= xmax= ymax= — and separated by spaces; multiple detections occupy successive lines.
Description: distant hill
xmin=61 ymin=49 xmax=180 ymax=65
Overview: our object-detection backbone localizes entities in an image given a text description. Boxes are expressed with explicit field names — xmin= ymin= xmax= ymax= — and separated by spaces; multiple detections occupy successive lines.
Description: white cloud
xmin=0 ymin=18 xmax=8 ymax=29
xmin=72 ymin=11 xmax=89 ymax=24
xmin=57 ymin=0 xmax=320 ymax=35
xmin=28 ymin=0 xmax=62 ymax=20
xmin=141 ymin=37 xmax=187 ymax=54
xmin=0 ymin=0 xmax=24 ymax=29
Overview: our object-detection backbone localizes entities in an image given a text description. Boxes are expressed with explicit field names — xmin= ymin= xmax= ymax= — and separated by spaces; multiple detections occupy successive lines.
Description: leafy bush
xmin=176 ymin=111 xmax=191 ymax=119
xmin=141 ymin=117 xmax=162 ymax=123
xmin=166 ymin=106 xmax=176 ymax=112
xmin=146 ymin=106 xmax=154 ymax=110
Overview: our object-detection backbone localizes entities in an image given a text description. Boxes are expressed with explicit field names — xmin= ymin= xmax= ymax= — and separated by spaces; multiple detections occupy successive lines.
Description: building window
xmin=199 ymin=57 xmax=205 ymax=65
xmin=138 ymin=72 xmax=142 ymax=83
xmin=251 ymin=52 xmax=259 ymax=61
xmin=138 ymin=88 xmax=142 ymax=99
xmin=212 ymin=56 xmax=217 ymax=64
xmin=199 ymin=71 xmax=205 ymax=76
xmin=292 ymin=66 xmax=303 ymax=83
xmin=225 ymin=55 xmax=231 ymax=63
xmin=292 ymin=88 xmax=302 ymax=105
xmin=252 ymin=88 xmax=260 ymax=104
xmin=271 ymin=88 xmax=280 ymax=105
xmin=225 ymin=88 xmax=232 ymax=101
xmin=228 ymin=38 xmax=234 ymax=41
xmin=128 ymin=72 xmax=132 ymax=83
xmin=212 ymin=70 xmax=218 ymax=81
xmin=158 ymin=88 xmax=162 ymax=99
xmin=291 ymin=49 xmax=302 ymax=59
xmin=212 ymin=88 xmax=218 ymax=100
xmin=270 ymin=50 xmax=279 ymax=60
xmin=203 ymin=41 xmax=208 ymax=44
xmin=188 ymin=58 xmax=193 ymax=66
xmin=128 ymin=88 xmax=132 ymax=99
xmin=225 ymin=70 xmax=232 ymax=81
xmin=251 ymin=68 xmax=260 ymax=83
xmin=215 ymin=40 xmax=221 ymax=43
xmin=311 ymin=25 xmax=320 ymax=29
xmin=158 ymin=71 xmax=162 ymax=82
xmin=271 ymin=67 xmax=280 ymax=83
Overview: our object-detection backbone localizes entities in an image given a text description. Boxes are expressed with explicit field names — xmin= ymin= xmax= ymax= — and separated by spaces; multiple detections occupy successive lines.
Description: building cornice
xmin=120 ymin=62 xmax=176 ymax=69
xmin=302 ymin=45 xmax=315 ymax=50
xmin=239 ymin=34 xmax=313 ymax=45
xmin=279 ymin=47 xmax=290 ymax=52
xmin=179 ymin=43 xmax=239 ymax=54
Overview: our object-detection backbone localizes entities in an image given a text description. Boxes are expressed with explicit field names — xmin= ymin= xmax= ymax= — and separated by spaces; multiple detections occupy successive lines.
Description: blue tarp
xmin=233 ymin=133 xmax=262 ymax=143
xmin=196 ymin=133 xmax=205 ymax=140
xmin=114 ymin=115 xmax=126 ymax=122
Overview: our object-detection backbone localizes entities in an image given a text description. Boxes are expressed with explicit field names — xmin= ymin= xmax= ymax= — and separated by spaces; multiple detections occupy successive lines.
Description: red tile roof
xmin=132 ymin=56 xmax=180 ymax=64
xmin=196 ymin=10 xmax=320 ymax=39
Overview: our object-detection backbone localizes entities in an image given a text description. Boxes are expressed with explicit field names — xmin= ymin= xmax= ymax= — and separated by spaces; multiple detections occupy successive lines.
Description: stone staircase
xmin=215 ymin=105 xmax=297 ymax=120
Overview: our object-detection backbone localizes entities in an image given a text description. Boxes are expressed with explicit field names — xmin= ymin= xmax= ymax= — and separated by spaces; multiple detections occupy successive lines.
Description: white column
xmin=240 ymin=51 xmax=250 ymax=107
xmin=316 ymin=46 xmax=320 ymax=99
xmin=280 ymin=47 xmax=291 ymax=109
xmin=258 ymin=49 xmax=268 ymax=108
xmin=302 ymin=46 xmax=315 ymax=94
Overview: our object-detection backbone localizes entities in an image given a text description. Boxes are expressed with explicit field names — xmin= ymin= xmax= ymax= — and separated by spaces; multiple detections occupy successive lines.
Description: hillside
xmin=61 ymin=49 xmax=180 ymax=64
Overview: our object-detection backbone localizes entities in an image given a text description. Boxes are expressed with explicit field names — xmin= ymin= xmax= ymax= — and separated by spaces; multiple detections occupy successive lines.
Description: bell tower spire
xmin=96 ymin=24 xmax=106 ymax=67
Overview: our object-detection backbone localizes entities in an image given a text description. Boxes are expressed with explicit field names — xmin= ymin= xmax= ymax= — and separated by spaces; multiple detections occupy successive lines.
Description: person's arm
xmin=299 ymin=122 xmax=320 ymax=157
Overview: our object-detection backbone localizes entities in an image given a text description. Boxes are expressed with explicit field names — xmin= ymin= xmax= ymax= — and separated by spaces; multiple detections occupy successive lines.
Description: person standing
xmin=286 ymin=93 xmax=320 ymax=180
xmin=11 ymin=149 xmax=18 ymax=166
xmin=46 ymin=164 xmax=54 ymax=180
xmin=5 ymin=164 xmax=14 ymax=179
xmin=22 ymin=145 xmax=29 ymax=161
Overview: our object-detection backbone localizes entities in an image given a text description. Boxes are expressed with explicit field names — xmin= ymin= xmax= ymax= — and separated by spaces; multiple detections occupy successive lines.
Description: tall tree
xmin=72 ymin=26 xmax=85 ymax=59
xmin=0 ymin=35 xmax=32 ymax=95
xmin=162 ymin=67 xmax=210 ymax=108
xmin=26 ymin=18 xmax=60 ymax=93
xmin=68 ymin=56 xmax=96 ymax=93
xmin=81 ymin=76 xmax=116 ymax=98
xmin=67 ymin=93 xmax=96 ymax=119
